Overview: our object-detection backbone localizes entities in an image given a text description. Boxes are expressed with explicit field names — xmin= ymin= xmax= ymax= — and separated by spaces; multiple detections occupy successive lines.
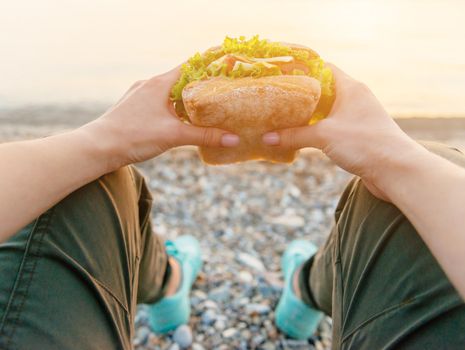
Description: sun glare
xmin=0 ymin=0 xmax=464 ymax=116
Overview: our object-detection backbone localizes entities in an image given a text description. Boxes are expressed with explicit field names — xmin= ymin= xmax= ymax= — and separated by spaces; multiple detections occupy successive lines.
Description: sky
xmin=1 ymin=0 xmax=465 ymax=116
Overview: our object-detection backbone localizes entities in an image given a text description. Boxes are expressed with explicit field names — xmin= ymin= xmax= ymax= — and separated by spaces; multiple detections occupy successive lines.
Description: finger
xmin=148 ymin=64 xmax=183 ymax=99
xmin=262 ymin=121 xmax=328 ymax=150
xmin=176 ymin=124 xmax=240 ymax=148
xmin=326 ymin=62 xmax=348 ymax=78
xmin=326 ymin=62 xmax=371 ymax=97
xmin=158 ymin=64 xmax=183 ymax=85
xmin=117 ymin=79 xmax=147 ymax=103
xmin=325 ymin=62 xmax=354 ymax=86
xmin=128 ymin=79 xmax=147 ymax=92
xmin=325 ymin=62 xmax=371 ymax=115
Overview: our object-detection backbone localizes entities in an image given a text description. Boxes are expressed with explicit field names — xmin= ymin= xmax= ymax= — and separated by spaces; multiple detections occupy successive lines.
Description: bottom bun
xmin=182 ymin=75 xmax=322 ymax=165
xmin=199 ymin=140 xmax=299 ymax=165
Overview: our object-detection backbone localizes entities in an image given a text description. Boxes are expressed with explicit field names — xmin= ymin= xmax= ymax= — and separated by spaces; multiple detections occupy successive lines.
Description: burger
xmin=171 ymin=35 xmax=335 ymax=165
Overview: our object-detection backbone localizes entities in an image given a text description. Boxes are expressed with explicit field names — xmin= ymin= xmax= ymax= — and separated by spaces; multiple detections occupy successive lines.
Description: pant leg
xmin=299 ymin=141 xmax=465 ymax=349
xmin=0 ymin=165 xmax=168 ymax=350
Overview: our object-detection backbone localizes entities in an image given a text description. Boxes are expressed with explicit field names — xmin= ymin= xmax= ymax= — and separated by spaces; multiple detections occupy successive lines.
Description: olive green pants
xmin=0 ymin=166 xmax=170 ymax=349
xmin=0 ymin=142 xmax=464 ymax=349
xmin=299 ymin=141 xmax=465 ymax=349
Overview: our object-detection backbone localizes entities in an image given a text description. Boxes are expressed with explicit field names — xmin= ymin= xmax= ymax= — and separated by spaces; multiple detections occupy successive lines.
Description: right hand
xmin=262 ymin=63 xmax=418 ymax=200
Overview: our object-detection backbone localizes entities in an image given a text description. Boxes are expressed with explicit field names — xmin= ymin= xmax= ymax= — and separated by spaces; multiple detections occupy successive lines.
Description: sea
xmin=1 ymin=0 xmax=464 ymax=117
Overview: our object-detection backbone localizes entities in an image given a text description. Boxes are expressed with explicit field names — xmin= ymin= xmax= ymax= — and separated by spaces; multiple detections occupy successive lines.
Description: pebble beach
xmin=131 ymin=148 xmax=350 ymax=350
xmin=1 ymin=105 xmax=464 ymax=349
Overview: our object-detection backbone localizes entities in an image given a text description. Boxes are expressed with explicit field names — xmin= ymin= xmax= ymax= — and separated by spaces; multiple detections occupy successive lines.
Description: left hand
xmin=82 ymin=65 xmax=240 ymax=169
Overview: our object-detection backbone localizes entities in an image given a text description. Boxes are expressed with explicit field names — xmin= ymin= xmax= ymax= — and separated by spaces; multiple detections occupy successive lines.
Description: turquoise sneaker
xmin=148 ymin=235 xmax=202 ymax=334
xmin=275 ymin=240 xmax=323 ymax=339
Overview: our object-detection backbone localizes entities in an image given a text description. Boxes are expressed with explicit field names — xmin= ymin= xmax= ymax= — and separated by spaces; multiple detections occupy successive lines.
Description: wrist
xmin=77 ymin=119 xmax=127 ymax=173
xmin=369 ymin=136 xmax=429 ymax=197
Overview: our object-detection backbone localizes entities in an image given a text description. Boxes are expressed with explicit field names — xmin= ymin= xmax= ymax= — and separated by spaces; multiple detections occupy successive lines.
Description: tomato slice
xmin=275 ymin=60 xmax=309 ymax=75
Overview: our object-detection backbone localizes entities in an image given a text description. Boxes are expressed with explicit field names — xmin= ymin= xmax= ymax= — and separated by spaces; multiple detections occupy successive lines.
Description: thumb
xmin=176 ymin=124 xmax=240 ymax=148
xmin=262 ymin=121 xmax=328 ymax=150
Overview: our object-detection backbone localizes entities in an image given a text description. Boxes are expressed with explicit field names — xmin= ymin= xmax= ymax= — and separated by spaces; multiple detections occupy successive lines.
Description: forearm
xmin=0 ymin=67 xmax=236 ymax=244
xmin=374 ymin=141 xmax=465 ymax=298
xmin=0 ymin=121 xmax=121 ymax=242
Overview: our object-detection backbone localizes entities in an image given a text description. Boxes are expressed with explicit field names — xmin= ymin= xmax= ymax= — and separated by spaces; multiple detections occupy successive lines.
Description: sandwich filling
xmin=172 ymin=36 xmax=334 ymax=123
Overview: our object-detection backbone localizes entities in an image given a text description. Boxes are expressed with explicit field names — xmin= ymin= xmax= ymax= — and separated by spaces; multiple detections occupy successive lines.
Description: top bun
xmin=183 ymin=75 xmax=321 ymax=164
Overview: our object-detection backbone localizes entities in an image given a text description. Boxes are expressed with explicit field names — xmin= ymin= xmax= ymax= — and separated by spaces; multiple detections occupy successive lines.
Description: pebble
xmin=289 ymin=185 xmax=302 ymax=198
xmin=222 ymin=327 xmax=238 ymax=338
xmin=310 ymin=209 xmax=325 ymax=224
xmin=201 ymin=309 xmax=217 ymax=325
xmin=240 ymin=329 xmax=252 ymax=340
xmin=134 ymin=309 xmax=149 ymax=327
xmin=270 ymin=214 xmax=305 ymax=228
xmin=208 ymin=286 xmax=231 ymax=303
xmin=245 ymin=303 xmax=271 ymax=315
xmin=252 ymin=334 xmax=265 ymax=346
xmin=238 ymin=270 xmax=254 ymax=283
xmin=236 ymin=253 xmax=265 ymax=272
xmin=133 ymin=326 xmax=150 ymax=346
xmin=201 ymin=300 xmax=218 ymax=309
xmin=173 ymin=325 xmax=193 ymax=348
xmin=261 ymin=341 xmax=276 ymax=350
xmin=214 ymin=319 xmax=226 ymax=331
xmin=285 ymin=339 xmax=311 ymax=347
xmin=192 ymin=290 xmax=207 ymax=300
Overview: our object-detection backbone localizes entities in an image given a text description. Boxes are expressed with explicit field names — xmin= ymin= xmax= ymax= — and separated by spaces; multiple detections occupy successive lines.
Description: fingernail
xmin=221 ymin=133 xmax=240 ymax=147
xmin=262 ymin=132 xmax=280 ymax=145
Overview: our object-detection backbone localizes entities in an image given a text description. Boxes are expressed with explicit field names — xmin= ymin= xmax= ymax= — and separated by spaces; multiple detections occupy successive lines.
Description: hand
xmin=262 ymin=63 xmax=417 ymax=200
xmin=82 ymin=66 xmax=240 ymax=169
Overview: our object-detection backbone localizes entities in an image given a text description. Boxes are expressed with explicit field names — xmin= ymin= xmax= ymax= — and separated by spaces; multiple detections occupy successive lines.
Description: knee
xmin=50 ymin=166 xmax=143 ymax=224
xmin=99 ymin=166 xmax=135 ymax=191
xmin=334 ymin=177 xmax=385 ymax=223
xmin=96 ymin=165 xmax=153 ymax=203
xmin=335 ymin=177 xmax=406 ymax=249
